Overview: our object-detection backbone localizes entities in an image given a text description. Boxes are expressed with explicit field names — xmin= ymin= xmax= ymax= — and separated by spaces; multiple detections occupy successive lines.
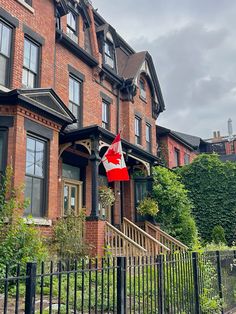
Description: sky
xmin=92 ymin=0 xmax=236 ymax=138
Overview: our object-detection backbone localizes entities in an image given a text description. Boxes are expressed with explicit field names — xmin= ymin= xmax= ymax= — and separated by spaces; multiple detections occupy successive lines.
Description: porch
xmin=59 ymin=125 xmax=187 ymax=257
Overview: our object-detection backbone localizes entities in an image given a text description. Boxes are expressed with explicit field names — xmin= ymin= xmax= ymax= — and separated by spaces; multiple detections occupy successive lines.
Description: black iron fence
xmin=0 ymin=250 xmax=235 ymax=313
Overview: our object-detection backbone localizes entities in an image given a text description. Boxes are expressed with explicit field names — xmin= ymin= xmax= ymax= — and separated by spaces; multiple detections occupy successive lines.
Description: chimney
xmin=213 ymin=131 xmax=217 ymax=138
xmin=217 ymin=131 xmax=221 ymax=138
xmin=228 ymin=118 xmax=233 ymax=140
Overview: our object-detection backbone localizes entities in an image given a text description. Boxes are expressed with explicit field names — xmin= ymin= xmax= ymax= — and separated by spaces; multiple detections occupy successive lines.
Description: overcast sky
xmin=92 ymin=0 xmax=236 ymax=138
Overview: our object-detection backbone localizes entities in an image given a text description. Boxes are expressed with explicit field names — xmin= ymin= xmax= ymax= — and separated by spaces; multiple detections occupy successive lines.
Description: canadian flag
xmin=102 ymin=133 xmax=130 ymax=182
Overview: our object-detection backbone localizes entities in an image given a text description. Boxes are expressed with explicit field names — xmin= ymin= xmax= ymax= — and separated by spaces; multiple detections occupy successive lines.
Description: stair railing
xmin=122 ymin=218 xmax=170 ymax=255
xmin=144 ymin=221 xmax=188 ymax=252
xmin=105 ymin=221 xmax=147 ymax=257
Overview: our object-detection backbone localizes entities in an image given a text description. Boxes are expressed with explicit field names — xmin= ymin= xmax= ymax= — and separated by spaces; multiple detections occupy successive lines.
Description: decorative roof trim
xmin=0 ymin=88 xmax=76 ymax=125
xmin=56 ymin=29 xmax=98 ymax=67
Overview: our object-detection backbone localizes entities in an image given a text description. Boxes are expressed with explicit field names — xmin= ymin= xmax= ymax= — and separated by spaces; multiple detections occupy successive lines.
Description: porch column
xmin=89 ymin=136 xmax=100 ymax=218
xmin=85 ymin=136 xmax=106 ymax=257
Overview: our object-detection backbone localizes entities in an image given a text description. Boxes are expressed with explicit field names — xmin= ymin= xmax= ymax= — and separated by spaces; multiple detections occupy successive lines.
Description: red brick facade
xmin=0 ymin=0 xmax=165 ymax=256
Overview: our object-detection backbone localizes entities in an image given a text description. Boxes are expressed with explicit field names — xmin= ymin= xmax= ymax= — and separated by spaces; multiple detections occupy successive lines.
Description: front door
xmin=63 ymin=179 xmax=82 ymax=216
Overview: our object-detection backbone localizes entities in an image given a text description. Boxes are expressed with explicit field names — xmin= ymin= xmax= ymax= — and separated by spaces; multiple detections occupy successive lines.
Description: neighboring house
xmin=203 ymin=119 xmax=236 ymax=162
xmin=156 ymin=126 xmax=204 ymax=168
xmin=0 ymin=0 xmax=186 ymax=256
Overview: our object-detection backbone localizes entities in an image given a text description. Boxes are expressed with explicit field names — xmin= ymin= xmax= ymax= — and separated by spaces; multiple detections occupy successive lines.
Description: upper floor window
xmin=184 ymin=153 xmax=190 ymax=165
xmin=67 ymin=11 xmax=77 ymax=43
xmin=22 ymin=38 xmax=39 ymax=88
xmin=0 ymin=20 xmax=12 ymax=87
xmin=69 ymin=75 xmax=81 ymax=128
xmin=146 ymin=123 xmax=151 ymax=152
xmin=174 ymin=148 xmax=180 ymax=167
xmin=24 ymin=0 xmax=32 ymax=5
xmin=135 ymin=116 xmax=141 ymax=145
xmin=139 ymin=79 xmax=146 ymax=100
xmin=102 ymin=101 xmax=109 ymax=130
xmin=25 ymin=135 xmax=46 ymax=218
xmin=104 ymin=41 xmax=115 ymax=68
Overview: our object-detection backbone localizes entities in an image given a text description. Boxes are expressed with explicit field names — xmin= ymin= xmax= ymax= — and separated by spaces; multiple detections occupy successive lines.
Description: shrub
xmin=52 ymin=212 xmax=89 ymax=260
xmin=212 ymin=225 xmax=226 ymax=244
xmin=137 ymin=197 xmax=159 ymax=217
xmin=152 ymin=166 xmax=198 ymax=247
xmin=0 ymin=167 xmax=48 ymax=275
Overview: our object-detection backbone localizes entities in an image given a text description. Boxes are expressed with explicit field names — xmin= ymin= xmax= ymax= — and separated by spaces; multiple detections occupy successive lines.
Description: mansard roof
xmin=0 ymin=88 xmax=76 ymax=125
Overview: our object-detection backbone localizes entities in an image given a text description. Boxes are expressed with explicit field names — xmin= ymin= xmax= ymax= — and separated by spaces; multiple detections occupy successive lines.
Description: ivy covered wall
xmin=178 ymin=154 xmax=236 ymax=245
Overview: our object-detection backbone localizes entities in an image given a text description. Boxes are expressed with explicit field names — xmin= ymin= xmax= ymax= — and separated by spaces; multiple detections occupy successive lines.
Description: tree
xmin=177 ymin=154 xmax=236 ymax=245
xmin=152 ymin=166 xmax=197 ymax=247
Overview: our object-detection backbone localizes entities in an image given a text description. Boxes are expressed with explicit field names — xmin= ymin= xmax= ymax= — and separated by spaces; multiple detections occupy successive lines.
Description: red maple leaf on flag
xmin=105 ymin=149 xmax=121 ymax=165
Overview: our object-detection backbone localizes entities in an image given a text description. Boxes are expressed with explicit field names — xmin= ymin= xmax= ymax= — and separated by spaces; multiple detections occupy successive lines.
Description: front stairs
xmin=105 ymin=218 xmax=188 ymax=258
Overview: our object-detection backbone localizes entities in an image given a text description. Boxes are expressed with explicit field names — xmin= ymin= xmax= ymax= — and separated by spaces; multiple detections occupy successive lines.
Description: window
xmin=184 ymin=153 xmax=190 ymax=165
xmin=174 ymin=148 xmax=180 ymax=167
xmin=69 ymin=75 xmax=81 ymax=127
xmin=104 ymin=41 xmax=115 ymax=68
xmin=25 ymin=135 xmax=46 ymax=217
xmin=0 ymin=20 xmax=12 ymax=87
xmin=135 ymin=116 xmax=141 ymax=145
xmin=102 ymin=101 xmax=109 ymax=130
xmin=0 ymin=129 xmax=7 ymax=179
xmin=67 ymin=11 xmax=77 ymax=42
xmin=22 ymin=38 xmax=39 ymax=88
xmin=146 ymin=123 xmax=151 ymax=152
xmin=24 ymin=0 xmax=32 ymax=5
xmin=139 ymin=79 xmax=146 ymax=100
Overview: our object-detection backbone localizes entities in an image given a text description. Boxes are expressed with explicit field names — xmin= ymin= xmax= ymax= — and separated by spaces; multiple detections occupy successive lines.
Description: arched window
xmin=139 ymin=78 xmax=146 ymax=100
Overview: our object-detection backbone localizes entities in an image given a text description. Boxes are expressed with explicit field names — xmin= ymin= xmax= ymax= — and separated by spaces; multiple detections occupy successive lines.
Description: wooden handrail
xmin=105 ymin=221 xmax=147 ymax=257
xmin=122 ymin=218 xmax=170 ymax=255
xmin=145 ymin=221 xmax=188 ymax=252
xmin=123 ymin=218 xmax=170 ymax=251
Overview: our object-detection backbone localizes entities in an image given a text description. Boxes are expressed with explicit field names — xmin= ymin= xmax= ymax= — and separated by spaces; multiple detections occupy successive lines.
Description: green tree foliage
xmin=152 ymin=166 xmax=197 ymax=247
xmin=177 ymin=154 xmax=236 ymax=245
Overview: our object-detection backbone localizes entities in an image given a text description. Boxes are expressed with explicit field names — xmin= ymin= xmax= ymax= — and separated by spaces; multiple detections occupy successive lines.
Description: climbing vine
xmin=177 ymin=154 xmax=236 ymax=245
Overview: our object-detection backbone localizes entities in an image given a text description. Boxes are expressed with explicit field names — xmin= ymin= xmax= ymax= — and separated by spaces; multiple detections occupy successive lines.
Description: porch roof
xmin=60 ymin=125 xmax=160 ymax=164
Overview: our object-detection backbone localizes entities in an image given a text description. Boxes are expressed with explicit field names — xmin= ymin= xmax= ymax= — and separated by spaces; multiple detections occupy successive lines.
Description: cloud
xmin=92 ymin=0 xmax=236 ymax=138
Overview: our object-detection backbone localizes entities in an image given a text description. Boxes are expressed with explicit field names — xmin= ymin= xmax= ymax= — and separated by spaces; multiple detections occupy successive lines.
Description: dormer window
xmin=139 ymin=79 xmax=146 ymax=100
xmin=104 ymin=40 xmax=115 ymax=68
xmin=67 ymin=11 xmax=77 ymax=43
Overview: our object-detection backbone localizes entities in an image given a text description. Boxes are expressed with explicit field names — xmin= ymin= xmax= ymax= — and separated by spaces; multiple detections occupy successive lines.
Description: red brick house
xmin=156 ymin=126 xmax=201 ymax=168
xmin=0 ymin=0 xmax=187 ymax=256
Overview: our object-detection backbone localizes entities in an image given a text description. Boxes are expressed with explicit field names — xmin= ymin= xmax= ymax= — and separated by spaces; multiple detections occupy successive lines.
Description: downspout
xmin=116 ymin=88 xmax=120 ymax=134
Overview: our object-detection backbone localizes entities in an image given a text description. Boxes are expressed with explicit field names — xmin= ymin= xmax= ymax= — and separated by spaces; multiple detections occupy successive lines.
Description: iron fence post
xmin=117 ymin=256 xmax=126 ymax=314
xmin=157 ymin=254 xmax=164 ymax=314
xmin=25 ymin=262 xmax=37 ymax=314
xmin=192 ymin=252 xmax=200 ymax=314
xmin=216 ymin=250 xmax=224 ymax=314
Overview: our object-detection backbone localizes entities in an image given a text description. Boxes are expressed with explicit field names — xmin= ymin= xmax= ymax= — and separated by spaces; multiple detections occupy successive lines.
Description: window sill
xmin=23 ymin=217 xmax=52 ymax=226
xmin=16 ymin=0 xmax=35 ymax=14
xmin=0 ymin=85 xmax=10 ymax=93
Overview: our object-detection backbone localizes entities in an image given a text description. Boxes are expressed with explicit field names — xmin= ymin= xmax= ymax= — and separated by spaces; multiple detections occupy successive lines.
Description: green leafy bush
xmin=137 ymin=197 xmax=159 ymax=217
xmin=52 ymin=212 xmax=89 ymax=260
xmin=0 ymin=167 xmax=48 ymax=275
xmin=212 ymin=225 xmax=226 ymax=244
xmin=152 ymin=166 xmax=198 ymax=247
xmin=177 ymin=154 xmax=236 ymax=245
xmin=98 ymin=186 xmax=115 ymax=208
